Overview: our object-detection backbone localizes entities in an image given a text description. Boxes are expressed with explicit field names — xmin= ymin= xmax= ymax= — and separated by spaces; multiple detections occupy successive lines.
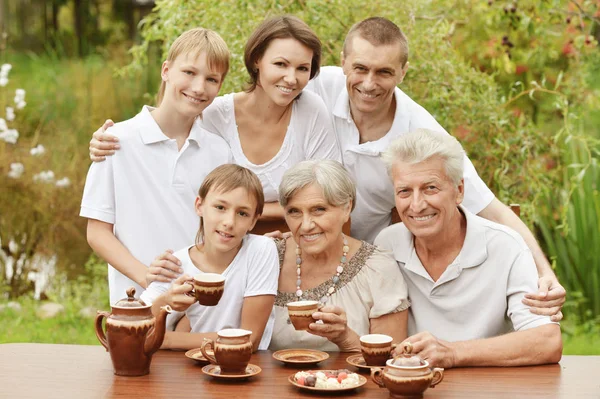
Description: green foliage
xmin=0 ymin=253 xmax=108 ymax=344
xmin=0 ymin=52 xmax=154 ymax=297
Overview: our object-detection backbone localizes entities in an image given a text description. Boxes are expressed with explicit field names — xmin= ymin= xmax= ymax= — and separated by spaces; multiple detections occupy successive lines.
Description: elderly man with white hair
xmin=375 ymin=128 xmax=562 ymax=368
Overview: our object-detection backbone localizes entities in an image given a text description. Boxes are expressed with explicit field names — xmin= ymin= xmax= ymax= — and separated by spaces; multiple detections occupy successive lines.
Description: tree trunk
xmin=73 ymin=0 xmax=84 ymax=56
xmin=51 ymin=0 xmax=59 ymax=33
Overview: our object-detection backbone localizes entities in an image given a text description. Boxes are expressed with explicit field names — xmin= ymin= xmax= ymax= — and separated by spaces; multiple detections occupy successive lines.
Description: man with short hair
xmin=375 ymin=128 xmax=562 ymax=368
xmin=306 ymin=17 xmax=565 ymax=319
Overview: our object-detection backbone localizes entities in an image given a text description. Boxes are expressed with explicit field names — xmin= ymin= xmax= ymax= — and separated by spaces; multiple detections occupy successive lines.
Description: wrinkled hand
xmin=164 ymin=274 xmax=196 ymax=312
xmin=263 ymin=230 xmax=292 ymax=239
xmin=146 ymin=249 xmax=183 ymax=287
xmin=308 ymin=305 xmax=351 ymax=347
xmin=522 ymin=275 xmax=566 ymax=322
xmin=89 ymin=119 xmax=119 ymax=162
xmin=397 ymin=332 xmax=457 ymax=369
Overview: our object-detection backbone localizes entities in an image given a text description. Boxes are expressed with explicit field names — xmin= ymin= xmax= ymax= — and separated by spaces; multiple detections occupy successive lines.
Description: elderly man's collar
xmin=395 ymin=206 xmax=488 ymax=276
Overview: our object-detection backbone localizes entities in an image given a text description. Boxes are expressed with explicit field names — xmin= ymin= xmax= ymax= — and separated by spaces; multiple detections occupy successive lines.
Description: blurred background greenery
xmin=0 ymin=0 xmax=598 ymax=354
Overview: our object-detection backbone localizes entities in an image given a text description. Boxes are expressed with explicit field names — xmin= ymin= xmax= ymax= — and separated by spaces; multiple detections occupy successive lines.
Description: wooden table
xmin=1 ymin=344 xmax=599 ymax=398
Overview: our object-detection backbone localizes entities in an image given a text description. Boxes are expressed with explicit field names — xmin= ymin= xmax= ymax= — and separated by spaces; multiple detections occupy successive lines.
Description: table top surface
xmin=1 ymin=343 xmax=599 ymax=399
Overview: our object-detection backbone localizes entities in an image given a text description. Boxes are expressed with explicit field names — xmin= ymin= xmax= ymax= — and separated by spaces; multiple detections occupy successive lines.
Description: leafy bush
xmin=0 ymin=53 xmax=154 ymax=298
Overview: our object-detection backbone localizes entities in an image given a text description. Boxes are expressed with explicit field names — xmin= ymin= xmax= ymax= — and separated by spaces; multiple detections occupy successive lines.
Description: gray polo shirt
xmin=374 ymin=207 xmax=553 ymax=341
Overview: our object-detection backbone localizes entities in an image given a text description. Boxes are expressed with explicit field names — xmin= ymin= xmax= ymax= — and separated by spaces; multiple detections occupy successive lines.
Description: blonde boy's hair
xmin=156 ymin=28 xmax=230 ymax=106
xmin=195 ymin=164 xmax=265 ymax=246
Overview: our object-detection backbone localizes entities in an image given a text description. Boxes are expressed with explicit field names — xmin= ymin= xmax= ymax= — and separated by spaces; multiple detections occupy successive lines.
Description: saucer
xmin=288 ymin=373 xmax=367 ymax=392
xmin=346 ymin=354 xmax=386 ymax=371
xmin=272 ymin=349 xmax=329 ymax=366
xmin=201 ymin=364 xmax=262 ymax=379
xmin=184 ymin=348 xmax=213 ymax=365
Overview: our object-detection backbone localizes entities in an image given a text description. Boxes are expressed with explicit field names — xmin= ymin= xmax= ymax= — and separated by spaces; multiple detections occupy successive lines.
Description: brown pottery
xmin=188 ymin=273 xmax=225 ymax=306
xmin=360 ymin=334 xmax=394 ymax=366
xmin=287 ymin=300 xmax=320 ymax=331
xmin=201 ymin=328 xmax=253 ymax=374
xmin=371 ymin=358 xmax=444 ymax=398
xmin=95 ymin=287 xmax=171 ymax=376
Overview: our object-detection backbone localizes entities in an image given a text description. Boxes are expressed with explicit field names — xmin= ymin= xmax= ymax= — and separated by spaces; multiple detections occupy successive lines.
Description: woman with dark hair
xmin=200 ymin=15 xmax=341 ymax=234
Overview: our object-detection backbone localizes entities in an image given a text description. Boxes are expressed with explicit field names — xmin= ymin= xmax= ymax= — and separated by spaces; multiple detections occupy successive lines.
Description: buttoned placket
xmin=165 ymin=138 xmax=193 ymax=192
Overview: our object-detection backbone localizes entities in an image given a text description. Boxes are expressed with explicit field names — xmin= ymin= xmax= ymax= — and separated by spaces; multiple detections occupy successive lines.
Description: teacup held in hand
xmin=200 ymin=328 xmax=253 ymax=375
xmin=287 ymin=300 xmax=320 ymax=331
xmin=187 ymin=273 xmax=225 ymax=306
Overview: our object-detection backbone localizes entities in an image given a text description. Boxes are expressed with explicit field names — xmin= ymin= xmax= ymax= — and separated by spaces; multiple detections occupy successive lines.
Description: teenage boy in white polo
xmin=375 ymin=129 xmax=562 ymax=368
xmin=306 ymin=17 xmax=565 ymax=319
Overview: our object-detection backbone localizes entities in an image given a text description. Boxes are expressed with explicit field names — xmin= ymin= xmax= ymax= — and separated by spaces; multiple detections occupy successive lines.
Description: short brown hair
xmin=156 ymin=28 xmax=230 ymax=106
xmin=343 ymin=17 xmax=409 ymax=66
xmin=195 ymin=164 xmax=265 ymax=245
xmin=244 ymin=15 xmax=321 ymax=92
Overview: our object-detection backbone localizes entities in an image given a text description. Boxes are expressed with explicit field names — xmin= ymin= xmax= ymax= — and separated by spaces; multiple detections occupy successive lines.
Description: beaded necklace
xmin=295 ymin=235 xmax=349 ymax=305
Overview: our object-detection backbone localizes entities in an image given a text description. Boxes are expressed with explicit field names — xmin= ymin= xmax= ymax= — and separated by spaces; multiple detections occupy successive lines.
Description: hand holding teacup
xmin=394 ymin=332 xmax=457 ymax=369
xmin=307 ymin=305 xmax=353 ymax=347
xmin=164 ymin=274 xmax=196 ymax=312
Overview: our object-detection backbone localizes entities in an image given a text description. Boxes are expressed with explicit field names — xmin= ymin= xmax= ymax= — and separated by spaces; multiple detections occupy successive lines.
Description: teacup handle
xmin=184 ymin=281 xmax=196 ymax=298
xmin=200 ymin=338 xmax=217 ymax=365
xmin=430 ymin=368 xmax=444 ymax=388
xmin=370 ymin=368 xmax=386 ymax=389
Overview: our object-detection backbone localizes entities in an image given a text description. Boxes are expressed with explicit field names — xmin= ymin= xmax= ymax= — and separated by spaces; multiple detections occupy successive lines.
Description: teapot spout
xmin=144 ymin=305 xmax=172 ymax=355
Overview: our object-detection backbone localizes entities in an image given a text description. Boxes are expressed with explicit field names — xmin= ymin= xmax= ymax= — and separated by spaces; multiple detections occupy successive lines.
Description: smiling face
xmin=196 ymin=186 xmax=258 ymax=255
xmin=161 ymin=51 xmax=224 ymax=117
xmin=255 ymin=38 xmax=313 ymax=107
xmin=341 ymin=35 xmax=408 ymax=117
xmin=391 ymin=156 xmax=464 ymax=241
xmin=284 ymin=183 xmax=351 ymax=256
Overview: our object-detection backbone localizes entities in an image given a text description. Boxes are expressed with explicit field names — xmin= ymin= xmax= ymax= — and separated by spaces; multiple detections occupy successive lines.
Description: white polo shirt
xmin=307 ymin=66 xmax=495 ymax=243
xmin=374 ymin=207 xmax=553 ymax=341
xmin=80 ymin=106 xmax=233 ymax=305
xmin=140 ymin=235 xmax=279 ymax=350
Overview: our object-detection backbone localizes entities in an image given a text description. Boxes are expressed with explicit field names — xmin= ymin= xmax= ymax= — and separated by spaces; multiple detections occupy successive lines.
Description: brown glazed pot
xmin=95 ymin=287 xmax=172 ymax=376
xmin=371 ymin=358 xmax=444 ymax=398
xmin=201 ymin=329 xmax=253 ymax=374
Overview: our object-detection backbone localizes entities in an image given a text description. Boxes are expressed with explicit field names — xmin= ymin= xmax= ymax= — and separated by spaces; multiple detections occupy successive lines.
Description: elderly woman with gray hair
xmin=269 ymin=159 xmax=409 ymax=352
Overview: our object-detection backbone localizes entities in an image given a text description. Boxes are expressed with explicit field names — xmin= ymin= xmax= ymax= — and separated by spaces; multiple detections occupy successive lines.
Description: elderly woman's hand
xmin=308 ymin=305 xmax=360 ymax=351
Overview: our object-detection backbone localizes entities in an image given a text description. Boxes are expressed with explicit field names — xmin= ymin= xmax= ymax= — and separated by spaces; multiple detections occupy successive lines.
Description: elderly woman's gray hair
xmin=380 ymin=128 xmax=465 ymax=186
xmin=279 ymin=160 xmax=356 ymax=211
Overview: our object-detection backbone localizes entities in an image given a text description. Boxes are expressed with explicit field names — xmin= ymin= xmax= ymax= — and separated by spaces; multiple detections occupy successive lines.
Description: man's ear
xmin=456 ymin=178 xmax=465 ymax=205
xmin=161 ymin=60 xmax=170 ymax=82
xmin=397 ymin=61 xmax=409 ymax=84
xmin=340 ymin=51 xmax=345 ymax=67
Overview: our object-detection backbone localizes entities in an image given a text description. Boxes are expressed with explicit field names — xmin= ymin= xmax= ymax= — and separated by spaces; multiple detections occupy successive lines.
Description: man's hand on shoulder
xmin=522 ymin=275 xmax=566 ymax=322
xmin=90 ymin=119 xmax=119 ymax=162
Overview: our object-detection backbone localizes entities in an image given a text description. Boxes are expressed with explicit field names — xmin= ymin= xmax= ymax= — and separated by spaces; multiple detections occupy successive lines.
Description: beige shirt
xmin=269 ymin=241 xmax=409 ymax=352
xmin=375 ymin=207 xmax=554 ymax=341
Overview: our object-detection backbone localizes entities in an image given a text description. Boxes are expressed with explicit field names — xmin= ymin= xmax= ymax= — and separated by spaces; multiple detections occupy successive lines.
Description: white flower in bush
xmin=55 ymin=177 xmax=71 ymax=188
xmin=33 ymin=170 xmax=55 ymax=183
xmin=0 ymin=128 xmax=19 ymax=144
xmin=8 ymin=163 xmax=24 ymax=179
xmin=8 ymin=239 xmax=18 ymax=254
xmin=0 ymin=64 xmax=11 ymax=75
xmin=0 ymin=118 xmax=7 ymax=131
xmin=30 ymin=144 xmax=45 ymax=156
xmin=6 ymin=107 xmax=15 ymax=121
xmin=15 ymin=101 xmax=26 ymax=110
xmin=0 ymin=77 xmax=7 ymax=87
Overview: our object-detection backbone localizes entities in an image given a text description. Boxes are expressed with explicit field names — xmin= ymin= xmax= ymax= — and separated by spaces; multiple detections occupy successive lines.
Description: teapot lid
xmin=114 ymin=287 xmax=148 ymax=308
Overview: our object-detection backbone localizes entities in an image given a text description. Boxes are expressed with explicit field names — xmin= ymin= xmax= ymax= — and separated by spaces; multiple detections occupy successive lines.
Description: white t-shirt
xmin=140 ymin=235 xmax=280 ymax=350
xmin=80 ymin=106 xmax=233 ymax=305
xmin=200 ymin=91 xmax=343 ymax=202
xmin=307 ymin=67 xmax=495 ymax=243
xmin=375 ymin=207 xmax=554 ymax=341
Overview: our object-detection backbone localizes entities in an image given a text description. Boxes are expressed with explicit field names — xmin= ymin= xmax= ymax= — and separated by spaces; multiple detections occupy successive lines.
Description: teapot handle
xmin=370 ymin=367 xmax=386 ymax=388
xmin=95 ymin=311 xmax=110 ymax=351
xmin=430 ymin=368 xmax=444 ymax=388
xmin=200 ymin=338 xmax=218 ymax=365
